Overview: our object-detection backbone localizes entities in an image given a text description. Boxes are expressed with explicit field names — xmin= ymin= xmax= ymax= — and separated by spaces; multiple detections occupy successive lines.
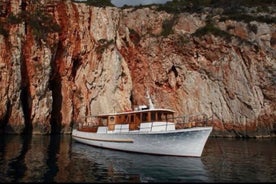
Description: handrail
xmin=173 ymin=113 xmax=213 ymax=128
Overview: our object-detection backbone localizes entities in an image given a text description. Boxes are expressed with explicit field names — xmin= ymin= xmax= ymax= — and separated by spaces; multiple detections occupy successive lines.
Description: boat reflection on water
xmin=0 ymin=135 xmax=210 ymax=182
xmin=1 ymin=135 xmax=275 ymax=182
xmin=71 ymin=143 xmax=211 ymax=183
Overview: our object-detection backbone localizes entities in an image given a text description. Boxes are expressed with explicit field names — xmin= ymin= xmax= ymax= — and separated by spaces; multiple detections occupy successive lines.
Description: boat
xmin=72 ymin=95 xmax=213 ymax=157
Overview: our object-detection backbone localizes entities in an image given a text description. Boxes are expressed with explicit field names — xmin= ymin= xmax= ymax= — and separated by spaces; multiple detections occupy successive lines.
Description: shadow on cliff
xmin=49 ymin=52 xmax=63 ymax=134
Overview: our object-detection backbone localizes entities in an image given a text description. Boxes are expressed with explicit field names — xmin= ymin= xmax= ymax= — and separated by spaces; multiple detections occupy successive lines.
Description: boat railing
xmin=139 ymin=113 xmax=212 ymax=131
xmin=76 ymin=117 xmax=100 ymax=132
xmin=173 ymin=113 xmax=213 ymax=129
xmin=76 ymin=113 xmax=213 ymax=132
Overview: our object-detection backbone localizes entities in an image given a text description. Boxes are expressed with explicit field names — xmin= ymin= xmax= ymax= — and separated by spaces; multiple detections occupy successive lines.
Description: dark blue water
xmin=0 ymin=135 xmax=275 ymax=183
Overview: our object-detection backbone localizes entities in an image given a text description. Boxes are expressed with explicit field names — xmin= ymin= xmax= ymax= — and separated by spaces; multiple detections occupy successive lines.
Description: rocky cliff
xmin=0 ymin=0 xmax=275 ymax=137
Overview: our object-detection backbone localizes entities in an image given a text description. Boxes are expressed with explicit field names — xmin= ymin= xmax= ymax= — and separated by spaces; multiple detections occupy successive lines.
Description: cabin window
xmin=168 ymin=113 xmax=174 ymax=121
xmin=118 ymin=115 xmax=122 ymax=123
xmin=136 ymin=114 xmax=140 ymax=121
xmin=142 ymin=112 xmax=148 ymax=122
xmin=109 ymin=116 xmax=115 ymax=122
xmin=151 ymin=112 xmax=156 ymax=121
xmin=165 ymin=113 xmax=173 ymax=122
xmin=131 ymin=115 xmax=134 ymax=122
xmin=160 ymin=113 xmax=166 ymax=121
xmin=101 ymin=118 xmax=108 ymax=126
xmin=118 ymin=115 xmax=125 ymax=124
xmin=157 ymin=112 xmax=162 ymax=121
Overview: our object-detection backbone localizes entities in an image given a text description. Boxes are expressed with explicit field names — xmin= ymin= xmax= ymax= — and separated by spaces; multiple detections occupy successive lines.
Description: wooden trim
xmin=78 ymin=127 xmax=98 ymax=132
xmin=73 ymin=135 xmax=134 ymax=143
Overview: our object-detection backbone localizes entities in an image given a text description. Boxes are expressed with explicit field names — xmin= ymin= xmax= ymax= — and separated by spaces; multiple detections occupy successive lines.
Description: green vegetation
xmin=0 ymin=24 xmax=8 ymax=37
xmin=96 ymin=39 xmax=114 ymax=54
xmin=174 ymin=35 xmax=190 ymax=47
xmin=158 ymin=0 xmax=276 ymax=13
xmin=161 ymin=15 xmax=178 ymax=37
xmin=192 ymin=21 xmax=232 ymax=41
xmin=0 ymin=4 xmax=61 ymax=44
xmin=220 ymin=14 xmax=276 ymax=24
xmin=156 ymin=0 xmax=275 ymax=42
xmin=129 ymin=28 xmax=141 ymax=45
xmin=265 ymin=66 xmax=276 ymax=86
xmin=247 ymin=24 xmax=258 ymax=34
xmin=27 ymin=9 xmax=61 ymax=43
xmin=156 ymin=0 xmax=276 ymax=27
xmin=157 ymin=0 xmax=209 ymax=13
xmin=7 ymin=13 xmax=22 ymax=24
xmin=72 ymin=0 xmax=114 ymax=7
xmin=1 ymin=0 xmax=274 ymax=46
xmin=161 ymin=19 xmax=175 ymax=37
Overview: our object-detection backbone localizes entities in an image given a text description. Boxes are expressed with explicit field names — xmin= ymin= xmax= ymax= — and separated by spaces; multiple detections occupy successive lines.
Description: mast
xmin=146 ymin=90 xmax=154 ymax=109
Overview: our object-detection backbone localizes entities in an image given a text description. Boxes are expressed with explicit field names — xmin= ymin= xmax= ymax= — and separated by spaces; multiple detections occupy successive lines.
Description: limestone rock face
xmin=0 ymin=0 xmax=275 ymax=137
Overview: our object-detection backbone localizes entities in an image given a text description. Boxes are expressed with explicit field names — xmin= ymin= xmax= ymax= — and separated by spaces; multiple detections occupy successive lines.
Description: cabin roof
xmin=97 ymin=108 xmax=175 ymax=117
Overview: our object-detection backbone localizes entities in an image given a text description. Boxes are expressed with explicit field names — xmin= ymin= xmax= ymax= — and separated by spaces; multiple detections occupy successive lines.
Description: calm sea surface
xmin=0 ymin=134 xmax=275 ymax=183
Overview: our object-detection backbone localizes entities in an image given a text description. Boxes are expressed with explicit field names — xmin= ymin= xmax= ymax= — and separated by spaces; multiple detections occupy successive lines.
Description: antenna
xmin=146 ymin=90 xmax=154 ymax=109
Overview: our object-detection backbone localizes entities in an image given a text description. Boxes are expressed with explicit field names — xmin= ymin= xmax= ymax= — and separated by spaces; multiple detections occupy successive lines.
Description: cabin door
xmin=129 ymin=114 xmax=140 ymax=130
xmin=108 ymin=116 xmax=115 ymax=131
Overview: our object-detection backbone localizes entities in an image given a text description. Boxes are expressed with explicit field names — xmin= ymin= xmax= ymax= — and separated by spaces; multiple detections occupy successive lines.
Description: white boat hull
xmin=72 ymin=127 xmax=213 ymax=157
